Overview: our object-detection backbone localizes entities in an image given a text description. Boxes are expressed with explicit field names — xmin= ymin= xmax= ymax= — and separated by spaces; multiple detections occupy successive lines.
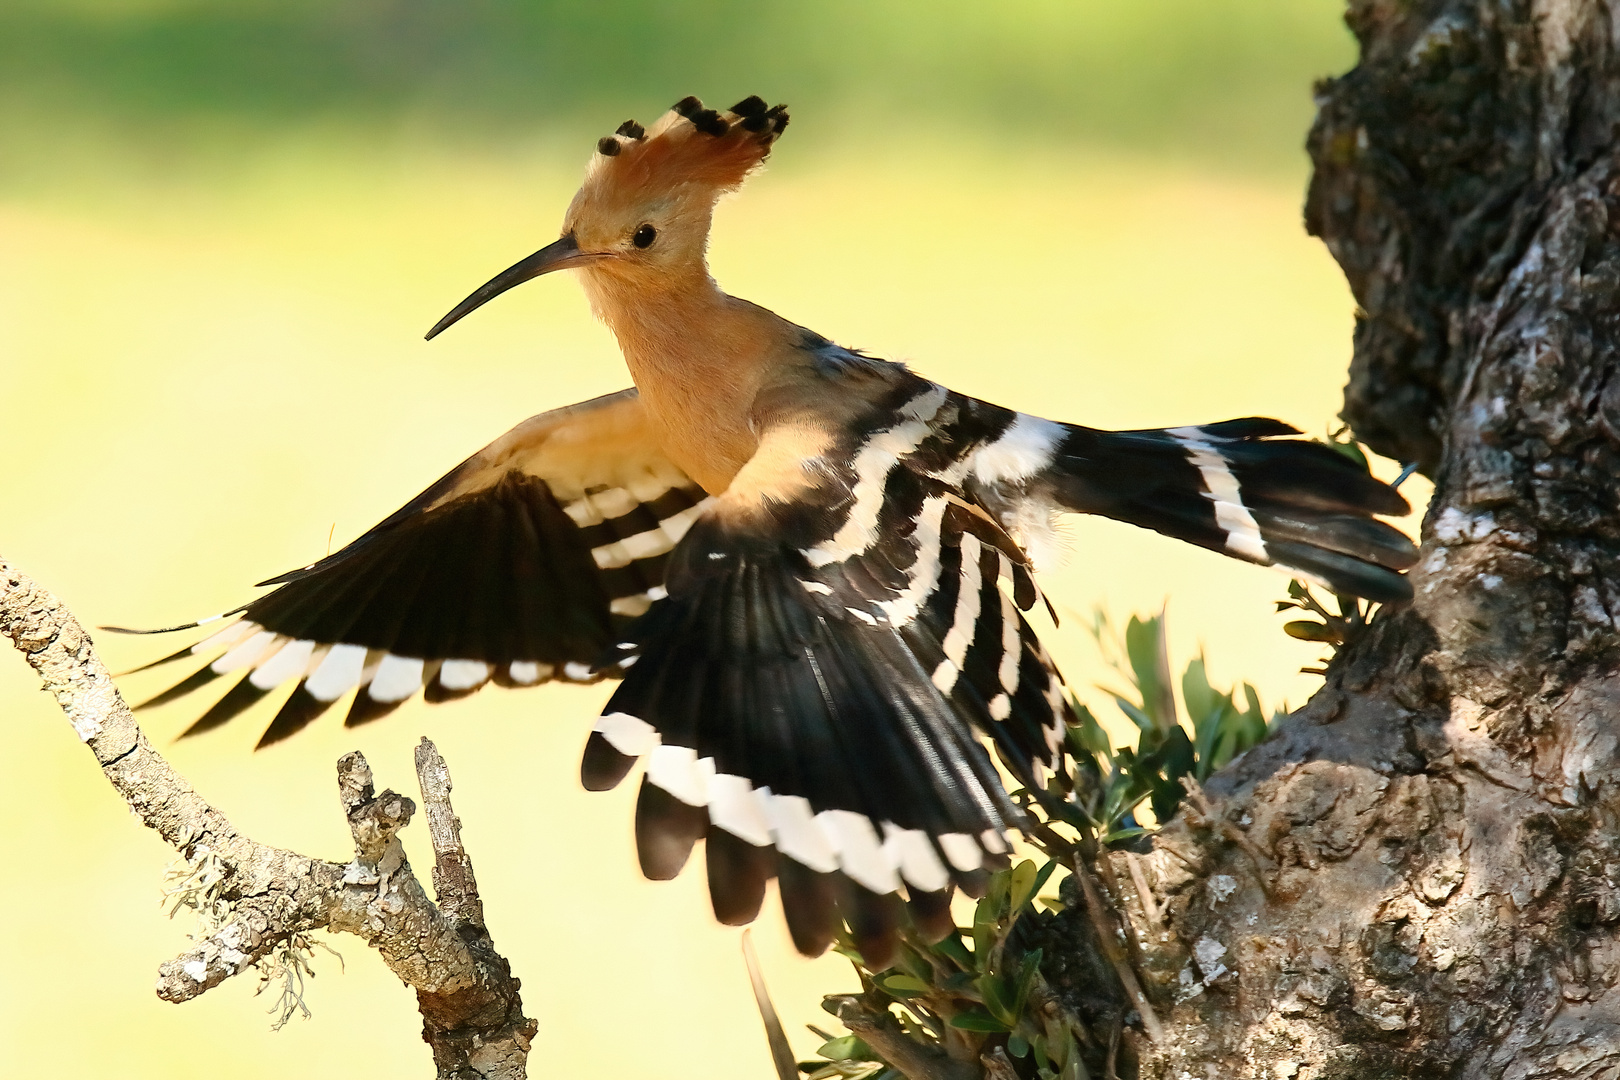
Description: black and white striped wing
xmin=126 ymin=389 xmax=710 ymax=747
xmin=579 ymin=390 xmax=1075 ymax=965
xmin=963 ymin=412 xmax=1420 ymax=602
xmin=1045 ymin=419 xmax=1418 ymax=600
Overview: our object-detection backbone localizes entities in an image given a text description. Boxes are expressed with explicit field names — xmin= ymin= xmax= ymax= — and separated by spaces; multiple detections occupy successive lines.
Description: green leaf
xmin=1012 ymin=947 xmax=1043 ymax=1018
xmin=1008 ymin=1032 xmax=1030 ymax=1058
xmin=932 ymin=931 xmax=974 ymax=969
xmin=985 ymin=867 xmax=1012 ymax=918
xmin=1325 ymin=437 xmax=1370 ymax=470
xmin=1030 ymin=858 xmax=1059 ymax=898
xmin=1191 ymin=704 xmax=1229 ymax=779
xmin=816 ymin=1035 xmax=873 ymax=1061
xmin=1100 ymin=825 xmax=1150 ymax=846
xmin=948 ymin=1008 xmax=1011 ymax=1033
xmin=832 ymin=942 xmax=865 ymax=965
xmin=879 ymin=974 xmax=932 ymax=998
xmin=1050 ymin=794 xmax=1097 ymax=833
xmin=1032 ymin=1034 xmax=1052 ymax=1072
xmin=1124 ymin=612 xmax=1176 ymax=730
xmin=1180 ymin=655 xmax=1218 ymax=729
xmin=1009 ymin=859 xmax=1039 ymax=912
xmin=1147 ymin=725 xmax=1197 ymax=823
xmin=1111 ymin=695 xmax=1155 ymax=732
xmin=973 ymin=891 xmax=997 ymax=927
xmin=972 ymin=919 xmax=995 ymax=967
xmin=1036 ymin=896 xmax=1067 ymax=913
xmin=979 ymin=972 xmax=1015 ymax=1024
xmin=1284 ymin=619 xmax=1339 ymax=642
xmin=895 ymin=945 xmax=932 ymax=983
xmin=1098 ymin=765 xmax=1151 ymax=832
xmin=1244 ymin=683 xmax=1271 ymax=732
xmin=1068 ymin=700 xmax=1114 ymax=793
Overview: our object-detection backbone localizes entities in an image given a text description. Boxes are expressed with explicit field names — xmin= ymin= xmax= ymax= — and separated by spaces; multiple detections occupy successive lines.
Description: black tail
xmin=1039 ymin=418 xmax=1418 ymax=602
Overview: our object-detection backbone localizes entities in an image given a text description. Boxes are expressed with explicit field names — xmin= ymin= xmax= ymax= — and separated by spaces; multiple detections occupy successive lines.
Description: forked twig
xmin=0 ymin=556 xmax=535 ymax=1079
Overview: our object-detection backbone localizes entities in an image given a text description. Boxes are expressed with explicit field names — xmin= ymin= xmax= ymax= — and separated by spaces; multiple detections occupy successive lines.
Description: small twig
xmin=1093 ymin=851 xmax=1150 ymax=976
xmin=1071 ymin=856 xmax=1164 ymax=1044
xmin=1181 ymin=777 xmax=1275 ymax=896
xmin=1124 ymin=853 xmax=1162 ymax=929
xmin=827 ymin=997 xmax=979 ymax=1080
xmin=894 ymin=996 xmax=947 ymax=1040
xmin=1217 ymin=821 xmax=1277 ymax=884
xmin=980 ymin=1045 xmax=1020 ymax=1080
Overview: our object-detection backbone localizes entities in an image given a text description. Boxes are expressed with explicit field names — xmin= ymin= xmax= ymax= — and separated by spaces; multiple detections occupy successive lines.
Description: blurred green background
xmin=1 ymin=0 xmax=1349 ymax=188
xmin=0 ymin=3 xmax=1408 ymax=1079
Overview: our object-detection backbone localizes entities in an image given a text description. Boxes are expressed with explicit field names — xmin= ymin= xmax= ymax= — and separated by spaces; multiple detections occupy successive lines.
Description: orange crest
xmin=583 ymin=96 xmax=789 ymax=206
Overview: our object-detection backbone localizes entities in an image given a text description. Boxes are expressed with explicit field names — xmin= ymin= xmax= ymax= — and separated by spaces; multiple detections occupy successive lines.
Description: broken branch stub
xmin=0 ymin=556 xmax=535 ymax=1080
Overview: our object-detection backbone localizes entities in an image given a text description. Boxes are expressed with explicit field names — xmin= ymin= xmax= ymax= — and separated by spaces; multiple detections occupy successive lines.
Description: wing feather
xmin=587 ymin=378 xmax=1077 ymax=964
xmin=121 ymin=389 xmax=707 ymax=741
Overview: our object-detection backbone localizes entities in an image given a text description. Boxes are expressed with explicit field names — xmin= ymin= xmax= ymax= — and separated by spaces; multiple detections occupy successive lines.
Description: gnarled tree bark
xmin=1122 ymin=2 xmax=1620 ymax=1076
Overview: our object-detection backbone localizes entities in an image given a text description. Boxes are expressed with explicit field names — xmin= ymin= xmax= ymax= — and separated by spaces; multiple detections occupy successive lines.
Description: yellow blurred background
xmin=0 ymin=3 xmax=1421 ymax=1077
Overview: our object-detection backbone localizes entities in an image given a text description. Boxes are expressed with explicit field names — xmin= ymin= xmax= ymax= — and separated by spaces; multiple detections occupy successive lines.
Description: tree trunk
xmin=1127 ymin=2 xmax=1620 ymax=1076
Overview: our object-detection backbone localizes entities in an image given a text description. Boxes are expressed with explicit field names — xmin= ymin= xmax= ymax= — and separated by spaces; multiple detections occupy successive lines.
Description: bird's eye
xmin=632 ymin=224 xmax=658 ymax=249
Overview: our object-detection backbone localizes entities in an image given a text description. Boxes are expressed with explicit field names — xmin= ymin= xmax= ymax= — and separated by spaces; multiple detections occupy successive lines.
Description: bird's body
xmin=124 ymin=96 xmax=1418 ymax=965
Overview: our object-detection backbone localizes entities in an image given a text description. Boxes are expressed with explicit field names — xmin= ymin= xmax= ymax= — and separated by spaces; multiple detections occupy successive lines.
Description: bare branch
xmin=826 ymin=995 xmax=979 ymax=1080
xmin=0 ymin=556 xmax=535 ymax=1079
xmin=414 ymin=738 xmax=485 ymax=928
xmin=1123 ymin=852 xmax=1161 ymax=930
xmin=978 ymin=1046 xmax=1019 ymax=1080
xmin=1070 ymin=855 xmax=1163 ymax=1044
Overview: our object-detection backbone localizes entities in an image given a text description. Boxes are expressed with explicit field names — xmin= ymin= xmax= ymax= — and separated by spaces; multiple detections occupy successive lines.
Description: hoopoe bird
xmin=123 ymin=96 xmax=1417 ymax=966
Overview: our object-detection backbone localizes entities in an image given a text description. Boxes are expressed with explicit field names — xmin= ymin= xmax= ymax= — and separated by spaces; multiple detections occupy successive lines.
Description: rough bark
xmin=1117 ymin=2 xmax=1620 ymax=1076
xmin=0 ymin=557 xmax=536 ymax=1080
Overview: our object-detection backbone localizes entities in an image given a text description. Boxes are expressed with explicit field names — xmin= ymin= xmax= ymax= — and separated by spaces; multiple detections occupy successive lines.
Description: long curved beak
xmin=425 ymin=234 xmax=607 ymax=340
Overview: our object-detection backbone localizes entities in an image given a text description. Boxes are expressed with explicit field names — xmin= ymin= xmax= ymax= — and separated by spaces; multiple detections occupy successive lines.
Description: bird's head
xmin=426 ymin=95 xmax=788 ymax=339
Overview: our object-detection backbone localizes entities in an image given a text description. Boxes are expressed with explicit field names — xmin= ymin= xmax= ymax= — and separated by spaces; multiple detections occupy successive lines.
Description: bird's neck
xmin=581 ymin=266 xmax=793 ymax=494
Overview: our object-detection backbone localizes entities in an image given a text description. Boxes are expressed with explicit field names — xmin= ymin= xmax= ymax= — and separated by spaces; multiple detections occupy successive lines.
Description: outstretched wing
xmin=123 ymin=389 xmax=709 ymax=746
xmin=578 ymin=379 xmax=1076 ymax=967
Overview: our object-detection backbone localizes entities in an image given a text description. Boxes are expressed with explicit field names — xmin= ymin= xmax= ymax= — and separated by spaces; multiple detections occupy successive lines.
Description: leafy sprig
xmin=798 ymin=608 xmax=1283 ymax=1079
